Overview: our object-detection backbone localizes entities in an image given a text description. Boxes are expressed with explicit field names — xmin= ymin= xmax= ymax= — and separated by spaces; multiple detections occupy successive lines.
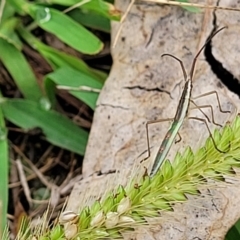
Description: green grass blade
xmin=0 ymin=38 xmax=43 ymax=102
xmin=27 ymin=4 xmax=103 ymax=54
xmin=0 ymin=94 xmax=8 ymax=236
xmin=69 ymin=8 xmax=110 ymax=33
xmin=38 ymin=0 xmax=121 ymax=21
xmin=80 ymin=0 xmax=121 ymax=20
xmin=45 ymin=66 xmax=103 ymax=110
xmin=0 ymin=17 xmax=22 ymax=49
xmin=17 ymin=24 xmax=107 ymax=82
xmin=177 ymin=0 xmax=200 ymax=12
xmin=0 ymin=1 xmax=15 ymax=23
xmin=1 ymin=98 xmax=88 ymax=155
xmin=38 ymin=45 xmax=107 ymax=81
xmin=225 ymin=218 xmax=240 ymax=240
xmin=7 ymin=0 xmax=26 ymax=15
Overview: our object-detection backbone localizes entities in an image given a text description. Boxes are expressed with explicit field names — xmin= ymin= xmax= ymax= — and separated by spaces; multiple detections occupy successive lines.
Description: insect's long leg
xmin=143 ymin=120 xmax=182 ymax=163
xmin=191 ymin=105 xmax=229 ymax=127
xmin=190 ymin=104 xmax=222 ymax=126
xmin=144 ymin=118 xmax=174 ymax=160
xmin=190 ymin=100 xmax=211 ymax=123
xmin=189 ymin=27 xmax=227 ymax=79
xmin=161 ymin=54 xmax=187 ymax=80
xmin=190 ymin=97 xmax=227 ymax=127
xmin=175 ymin=132 xmax=182 ymax=144
xmin=187 ymin=116 xmax=229 ymax=153
xmin=192 ymin=90 xmax=231 ymax=113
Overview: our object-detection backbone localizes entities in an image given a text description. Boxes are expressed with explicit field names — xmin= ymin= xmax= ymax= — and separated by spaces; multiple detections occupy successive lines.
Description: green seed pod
xmin=79 ymin=206 xmax=90 ymax=230
xmin=150 ymin=173 xmax=164 ymax=190
xmin=106 ymin=228 xmax=122 ymax=238
xmin=221 ymin=125 xmax=232 ymax=142
xmin=161 ymin=160 xmax=174 ymax=180
xmin=226 ymin=156 xmax=240 ymax=166
xmin=39 ymin=237 xmax=49 ymax=240
xmin=131 ymin=212 xmax=146 ymax=224
xmin=115 ymin=185 xmax=126 ymax=203
xmin=213 ymin=129 xmax=222 ymax=144
xmin=137 ymin=204 xmax=156 ymax=216
xmin=90 ymin=200 xmax=102 ymax=216
xmin=205 ymin=137 xmax=214 ymax=152
xmin=195 ymin=147 xmax=207 ymax=163
xmin=232 ymin=116 xmax=240 ymax=131
xmin=167 ymin=191 xmax=187 ymax=201
xmin=91 ymin=228 xmax=109 ymax=238
xmin=204 ymin=168 xmax=218 ymax=178
xmin=140 ymin=175 xmax=151 ymax=191
xmin=183 ymin=146 xmax=194 ymax=159
xmin=50 ymin=225 xmax=64 ymax=240
xmin=152 ymin=198 xmax=172 ymax=211
xmin=101 ymin=195 xmax=115 ymax=213
xmin=127 ymin=183 xmax=141 ymax=203
xmin=172 ymin=151 xmax=183 ymax=167
xmin=133 ymin=177 xmax=151 ymax=204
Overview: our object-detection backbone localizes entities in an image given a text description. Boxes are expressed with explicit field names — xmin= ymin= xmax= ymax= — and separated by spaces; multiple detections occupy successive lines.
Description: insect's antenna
xmin=189 ymin=26 xmax=227 ymax=79
xmin=161 ymin=53 xmax=187 ymax=80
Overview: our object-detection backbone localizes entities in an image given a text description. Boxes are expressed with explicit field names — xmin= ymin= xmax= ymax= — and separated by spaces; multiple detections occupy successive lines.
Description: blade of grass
xmin=26 ymin=4 xmax=103 ymax=54
xmin=0 ymin=1 xmax=15 ymax=24
xmin=1 ymin=98 xmax=88 ymax=155
xmin=7 ymin=0 xmax=25 ymax=15
xmin=40 ymin=0 xmax=121 ymax=21
xmin=77 ymin=0 xmax=121 ymax=21
xmin=177 ymin=0 xmax=200 ymax=12
xmin=17 ymin=25 xmax=107 ymax=82
xmin=38 ymin=45 xmax=107 ymax=81
xmin=45 ymin=66 xmax=103 ymax=110
xmin=0 ymin=38 xmax=43 ymax=102
xmin=0 ymin=93 xmax=8 ymax=236
xmin=225 ymin=219 xmax=240 ymax=240
xmin=0 ymin=17 xmax=22 ymax=49
xmin=69 ymin=8 xmax=111 ymax=33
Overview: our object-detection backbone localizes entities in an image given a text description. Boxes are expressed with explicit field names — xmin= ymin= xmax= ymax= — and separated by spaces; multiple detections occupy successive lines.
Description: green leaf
xmin=1 ymin=99 xmax=88 ymax=155
xmin=8 ymin=0 xmax=26 ymax=15
xmin=27 ymin=5 xmax=103 ymax=54
xmin=0 ymin=17 xmax=22 ymax=50
xmin=80 ymin=0 xmax=121 ymax=21
xmin=177 ymin=0 xmax=200 ymax=12
xmin=0 ymin=38 xmax=43 ymax=102
xmin=17 ymin=25 xmax=107 ymax=82
xmin=45 ymin=66 xmax=103 ymax=110
xmin=39 ymin=0 xmax=121 ymax=21
xmin=0 ymin=100 xmax=8 ymax=235
xmin=69 ymin=8 xmax=111 ymax=33
xmin=38 ymin=44 xmax=107 ymax=82
xmin=0 ymin=2 xmax=16 ymax=24
xmin=225 ymin=218 xmax=240 ymax=240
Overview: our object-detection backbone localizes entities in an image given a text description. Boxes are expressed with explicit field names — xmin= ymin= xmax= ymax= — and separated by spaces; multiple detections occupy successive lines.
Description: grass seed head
xmin=12 ymin=115 xmax=240 ymax=240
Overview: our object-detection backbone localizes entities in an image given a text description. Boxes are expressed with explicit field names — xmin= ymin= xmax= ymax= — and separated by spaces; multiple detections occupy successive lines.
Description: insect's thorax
xmin=174 ymin=79 xmax=193 ymax=120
